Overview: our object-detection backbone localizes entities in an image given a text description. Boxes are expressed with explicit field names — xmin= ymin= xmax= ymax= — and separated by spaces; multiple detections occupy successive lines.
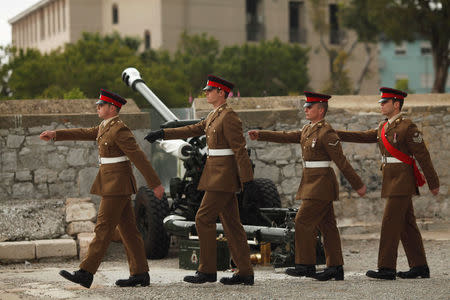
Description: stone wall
xmin=0 ymin=113 xmax=153 ymax=203
xmin=0 ymin=95 xmax=449 ymax=240
xmin=194 ymin=94 xmax=449 ymax=223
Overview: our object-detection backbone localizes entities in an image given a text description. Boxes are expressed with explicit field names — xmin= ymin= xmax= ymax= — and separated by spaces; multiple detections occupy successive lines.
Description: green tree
xmin=339 ymin=0 xmax=380 ymax=94
xmin=215 ymin=39 xmax=309 ymax=96
xmin=174 ymin=32 xmax=220 ymax=95
xmin=63 ymin=87 xmax=87 ymax=99
xmin=367 ymin=0 xmax=449 ymax=93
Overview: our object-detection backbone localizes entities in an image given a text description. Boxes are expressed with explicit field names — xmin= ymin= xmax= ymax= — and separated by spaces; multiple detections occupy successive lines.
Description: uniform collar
xmin=310 ymin=118 xmax=325 ymax=129
xmin=213 ymin=102 xmax=227 ymax=113
xmin=101 ymin=115 xmax=119 ymax=127
xmin=388 ymin=112 xmax=402 ymax=124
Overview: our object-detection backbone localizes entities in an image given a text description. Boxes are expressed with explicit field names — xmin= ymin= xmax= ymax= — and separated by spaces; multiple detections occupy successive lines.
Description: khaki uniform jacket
xmin=164 ymin=103 xmax=253 ymax=192
xmin=336 ymin=116 xmax=439 ymax=197
xmin=258 ymin=120 xmax=363 ymax=201
xmin=55 ymin=116 xmax=161 ymax=196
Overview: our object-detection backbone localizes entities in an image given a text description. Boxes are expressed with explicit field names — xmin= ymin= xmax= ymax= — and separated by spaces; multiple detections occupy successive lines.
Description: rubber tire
xmin=253 ymin=178 xmax=281 ymax=208
xmin=240 ymin=178 xmax=281 ymax=226
xmin=134 ymin=186 xmax=170 ymax=259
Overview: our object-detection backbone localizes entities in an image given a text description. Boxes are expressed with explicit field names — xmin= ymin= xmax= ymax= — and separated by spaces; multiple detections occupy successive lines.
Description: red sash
xmin=381 ymin=122 xmax=425 ymax=187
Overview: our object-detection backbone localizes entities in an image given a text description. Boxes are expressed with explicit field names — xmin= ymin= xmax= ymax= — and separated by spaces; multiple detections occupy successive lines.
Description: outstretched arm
xmin=335 ymin=129 xmax=377 ymax=143
xmin=323 ymin=129 xmax=365 ymax=196
xmin=254 ymin=130 xmax=302 ymax=144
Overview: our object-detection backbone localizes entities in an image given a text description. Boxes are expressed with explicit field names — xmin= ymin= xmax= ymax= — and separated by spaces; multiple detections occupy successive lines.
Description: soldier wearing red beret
xmin=40 ymin=89 xmax=164 ymax=288
xmin=336 ymin=87 xmax=440 ymax=280
xmin=249 ymin=91 xmax=366 ymax=281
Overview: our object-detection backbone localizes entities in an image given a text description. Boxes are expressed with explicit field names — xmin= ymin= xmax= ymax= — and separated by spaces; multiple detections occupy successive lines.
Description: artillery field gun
xmin=121 ymin=68 xmax=324 ymax=268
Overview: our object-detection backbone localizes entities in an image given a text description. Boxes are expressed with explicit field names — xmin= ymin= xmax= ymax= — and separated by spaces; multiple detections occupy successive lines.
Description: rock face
xmin=0 ymin=199 xmax=65 ymax=242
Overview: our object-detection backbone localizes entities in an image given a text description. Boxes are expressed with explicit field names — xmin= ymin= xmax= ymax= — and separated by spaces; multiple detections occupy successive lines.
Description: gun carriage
xmin=122 ymin=68 xmax=324 ymax=266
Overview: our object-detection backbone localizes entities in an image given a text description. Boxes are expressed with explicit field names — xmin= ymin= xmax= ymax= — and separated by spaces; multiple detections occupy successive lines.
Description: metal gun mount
xmin=122 ymin=67 xmax=196 ymax=160
xmin=122 ymin=67 xmax=178 ymax=122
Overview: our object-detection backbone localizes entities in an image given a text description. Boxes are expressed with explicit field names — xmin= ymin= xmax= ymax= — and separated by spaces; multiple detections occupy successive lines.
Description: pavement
xmin=0 ymin=221 xmax=449 ymax=300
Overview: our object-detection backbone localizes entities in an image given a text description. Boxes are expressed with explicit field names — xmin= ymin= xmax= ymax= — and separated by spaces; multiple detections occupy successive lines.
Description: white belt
xmin=208 ymin=149 xmax=234 ymax=156
xmin=99 ymin=156 xmax=129 ymax=164
xmin=381 ymin=156 xmax=403 ymax=164
xmin=303 ymin=161 xmax=332 ymax=168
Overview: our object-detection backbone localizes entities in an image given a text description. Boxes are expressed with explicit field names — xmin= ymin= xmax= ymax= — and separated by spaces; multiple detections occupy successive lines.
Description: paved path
xmin=0 ymin=237 xmax=448 ymax=300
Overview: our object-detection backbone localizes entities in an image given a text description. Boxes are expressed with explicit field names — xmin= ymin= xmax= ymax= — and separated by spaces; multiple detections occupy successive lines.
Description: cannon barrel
xmin=122 ymin=67 xmax=178 ymax=122
xmin=163 ymin=215 xmax=293 ymax=244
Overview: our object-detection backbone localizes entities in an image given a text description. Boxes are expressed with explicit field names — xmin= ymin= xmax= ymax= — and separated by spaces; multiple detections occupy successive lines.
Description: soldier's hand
xmin=356 ymin=184 xmax=366 ymax=197
xmin=430 ymin=187 xmax=439 ymax=196
xmin=248 ymin=130 xmax=259 ymax=140
xmin=144 ymin=129 xmax=164 ymax=143
xmin=153 ymin=184 xmax=165 ymax=200
xmin=39 ymin=130 xmax=56 ymax=141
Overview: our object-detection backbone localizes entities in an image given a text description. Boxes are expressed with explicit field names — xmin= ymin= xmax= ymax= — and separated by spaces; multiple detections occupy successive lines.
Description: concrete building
xmin=9 ymin=0 xmax=379 ymax=94
xmin=379 ymin=40 xmax=450 ymax=93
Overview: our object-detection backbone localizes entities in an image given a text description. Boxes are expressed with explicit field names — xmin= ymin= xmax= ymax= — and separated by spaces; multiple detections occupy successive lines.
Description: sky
xmin=0 ymin=0 xmax=41 ymax=47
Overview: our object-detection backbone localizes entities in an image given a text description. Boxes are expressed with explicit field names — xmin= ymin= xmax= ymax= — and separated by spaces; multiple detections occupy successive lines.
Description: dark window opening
xmin=329 ymin=4 xmax=340 ymax=45
xmin=289 ymin=1 xmax=306 ymax=43
xmin=112 ymin=4 xmax=119 ymax=24
xmin=246 ymin=0 xmax=264 ymax=41
xmin=144 ymin=31 xmax=151 ymax=50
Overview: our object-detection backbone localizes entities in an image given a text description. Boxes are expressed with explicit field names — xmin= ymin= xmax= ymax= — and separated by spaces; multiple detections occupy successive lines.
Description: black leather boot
xmin=59 ymin=269 xmax=93 ymax=288
xmin=397 ymin=265 xmax=430 ymax=279
xmin=366 ymin=268 xmax=396 ymax=280
xmin=220 ymin=274 xmax=254 ymax=285
xmin=115 ymin=272 xmax=150 ymax=287
xmin=312 ymin=265 xmax=344 ymax=281
xmin=183 ymin=271 xmax=217 ymax=284
xmin=285 ymin=264 xmax=316 ymax=277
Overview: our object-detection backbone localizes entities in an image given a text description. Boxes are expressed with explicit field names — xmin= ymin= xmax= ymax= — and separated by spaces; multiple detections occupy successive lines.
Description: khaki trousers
xmin=295 ymin=199 xmax=344 ymax=267
xmin=80 ymin=195 xmax=149 ymax=275
xmin=378 ymin=195 xmax=427 ymax=269
xmin=196 ymin=191 xmax=253 ymax=275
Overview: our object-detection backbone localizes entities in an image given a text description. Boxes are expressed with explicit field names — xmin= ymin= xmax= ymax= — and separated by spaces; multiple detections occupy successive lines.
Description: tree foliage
xmin=0 ymin=32 xmax=309 ymax=106
xmin=366 ymin=0 xmax=450 ymax=93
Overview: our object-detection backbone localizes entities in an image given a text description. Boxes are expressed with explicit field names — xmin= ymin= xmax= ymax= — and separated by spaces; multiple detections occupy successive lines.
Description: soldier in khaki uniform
xmin=336 ymin=87 xmax=439 ymax=280
xmin=249 ymin=92 xmax=366 ymax=281
xmin=145 ymin=75 xmax=255 ymax=285
xmin=40 ymin=89 xmax=164 ymax=288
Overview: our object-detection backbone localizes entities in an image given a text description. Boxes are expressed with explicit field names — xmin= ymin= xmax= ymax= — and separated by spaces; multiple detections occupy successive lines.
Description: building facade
xmin=9 ymin=0 xmax=379 ymax=94
xmin=379 ymin=40 xmax=450 ymax=93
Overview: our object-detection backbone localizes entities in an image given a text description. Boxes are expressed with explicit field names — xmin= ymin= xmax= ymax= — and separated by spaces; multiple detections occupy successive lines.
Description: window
xmin=144 ymin=30 xmax=151 ymax=50
xmin=246 ymin=0 xmax=264 ymax=41
xmin=394 ymin=43 xmax=407 ymax=55
xmin=420 ymin=42 xmax=431 ymax=55
xmin=289 ymin=1 xmax=306 ymax=43
xmin=329 ymin=4 xmax=340 ymax=45
xmin=112 ymin=4 xmax=119 ymax=24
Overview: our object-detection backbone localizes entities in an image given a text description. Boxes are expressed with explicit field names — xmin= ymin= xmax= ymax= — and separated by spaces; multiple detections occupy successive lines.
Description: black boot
xmin=115 ymin=272 xmax=150 ymax=287
xmin=183 ymin=271 xmax=217 ymax=284
xmin=220 ymin=274 xmax=254 ymax=285
xmin=285 ymin=264 xmax=316 ymax=277
xmin=312 ymin=265 xmax=344 ymax=281
xmin=59 ymin=269 xmax=93 ymax=288
xmin=366 ymin=268 xmax=396 ymax=280
xmin=397 ymin=265 xmax=430 ymax=279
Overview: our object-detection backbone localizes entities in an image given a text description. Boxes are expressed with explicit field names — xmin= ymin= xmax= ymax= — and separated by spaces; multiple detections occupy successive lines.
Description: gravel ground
xmin=0 ymin=239 xmax=448 ymax=300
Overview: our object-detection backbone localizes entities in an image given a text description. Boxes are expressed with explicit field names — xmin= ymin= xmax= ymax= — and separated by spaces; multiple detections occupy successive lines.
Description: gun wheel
xmin=134 ymin=186 xmax=170 ymax=259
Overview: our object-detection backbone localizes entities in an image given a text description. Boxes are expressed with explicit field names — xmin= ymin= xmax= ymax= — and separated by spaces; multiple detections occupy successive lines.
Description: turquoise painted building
xmin=378 ymin=40 xmax=450 ymax=93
